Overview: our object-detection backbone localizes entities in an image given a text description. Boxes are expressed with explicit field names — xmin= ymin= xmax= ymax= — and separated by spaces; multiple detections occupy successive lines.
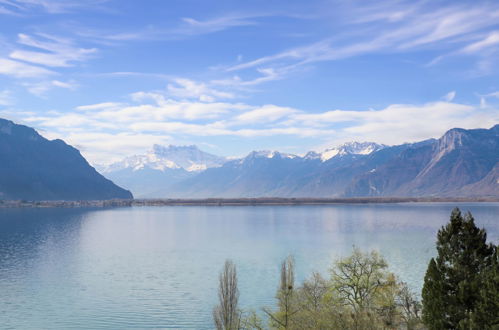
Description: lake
xmin=0 ymin=203 xmax=498 ymax=329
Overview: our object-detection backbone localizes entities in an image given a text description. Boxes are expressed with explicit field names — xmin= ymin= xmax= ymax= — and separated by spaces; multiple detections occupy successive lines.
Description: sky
xmin=0 ymin=0 xmax=498 ymax=165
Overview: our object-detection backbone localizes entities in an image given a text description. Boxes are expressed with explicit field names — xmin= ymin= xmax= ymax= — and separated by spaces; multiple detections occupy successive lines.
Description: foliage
xmin=422 ymin=208 xmax=495 ymax=329
xmin=231 ymin=250 xmax=424 ymax=330
xmin=331 ymin=249 xmax=389 ymax=311
xmin=214 ymin=208 xmax=499 ymax=329
xmin=471 ymin=247 xmax=499 ymax=329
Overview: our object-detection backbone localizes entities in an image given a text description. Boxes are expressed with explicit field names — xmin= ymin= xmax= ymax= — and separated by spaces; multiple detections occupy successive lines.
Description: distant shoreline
xmin=0 ymin=197 xmax=498 ymax=208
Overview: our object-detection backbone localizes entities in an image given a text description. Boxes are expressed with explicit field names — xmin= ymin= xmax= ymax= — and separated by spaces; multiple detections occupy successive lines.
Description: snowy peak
xmin=103 ymin=145 xmax=227 ymax=173
xmin=303 ymin=151 xmax=321 ymax=160
xmin=318 ymin=142 xmax=386 ymax=162
xmin=244 ymin=150 xmax=298 ymax=161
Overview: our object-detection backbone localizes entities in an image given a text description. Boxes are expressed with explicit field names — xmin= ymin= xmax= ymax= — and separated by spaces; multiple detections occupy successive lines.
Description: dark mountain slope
xmin=346 ymin=125 xmax=498 ymax=197
xmin=0 ymin=119 xmax=132 ymax=200
xmin=153 ymin=125 xmax=497 ymax=198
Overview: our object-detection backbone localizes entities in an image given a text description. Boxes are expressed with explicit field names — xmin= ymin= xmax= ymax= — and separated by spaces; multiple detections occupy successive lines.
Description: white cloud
xmin=45 ymin=131 xmax=173 ymax=164
xmin=225 ymin=2 xmax=499 ymax=83
xmin=76 ymin=102 xmax=123 ymax=111
xmin=23 ymin=80 xmax=77 ymax=96
xmin=0 ymin=58 xmax=54 ymax=78
xmin=20 ymin=86 xmax=499 ymax=165
xmin=484 ymin=91 xmax=499 ymax=98
xmin=213 ymin=67 xmax=287 ymax=87
xmin=75 ymin=13 xmax=264 ymax=43
xmin=461 ymin=31 xmax=499 ymax=53
xmin=292 ymin=101 xmax=498 ymax=145
xmin=0 ymin=0 xmax=109 ymax=14
xmin=125 ymin=93 xmax=250 ymax=121
xmin=51 ymin=80 xmax=77 ymax=89
xmin=479 ymin=91 xmax=499 ymax=108
xmin=10 ymin=33 xmax=97 ymax=67
xmin=443 ymin=91 xmax=456 ymax=102
xmin=167 ymin=78 xmax=235 ymax=102
xmin=180 ymin=15 xmax=258 ymax=35
xmin=233 ymin=105 xmax=298 ymax=125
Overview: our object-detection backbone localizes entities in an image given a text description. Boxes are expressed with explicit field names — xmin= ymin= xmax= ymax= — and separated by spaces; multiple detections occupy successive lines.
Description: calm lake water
xmin=0 ymin=203 xmax=498 ymax=329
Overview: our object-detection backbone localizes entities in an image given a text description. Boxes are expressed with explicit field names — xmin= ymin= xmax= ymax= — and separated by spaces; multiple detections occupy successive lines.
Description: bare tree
xmin=396 ymin=282 xmax=422 ymax=329
xmin=213 ymin=260 xmax=241 ymax=330
xmin=264 ymin=255 xmax=299 ymax=329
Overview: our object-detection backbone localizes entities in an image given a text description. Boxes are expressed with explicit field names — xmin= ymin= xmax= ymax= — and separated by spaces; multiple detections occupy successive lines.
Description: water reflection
xmin=0 ymin=203 xmax=497 ymax=329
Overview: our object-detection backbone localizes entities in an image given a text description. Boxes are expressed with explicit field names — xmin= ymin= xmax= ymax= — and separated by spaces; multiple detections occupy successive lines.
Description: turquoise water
xmin=0 ymin=203 xmax=498 ymax=329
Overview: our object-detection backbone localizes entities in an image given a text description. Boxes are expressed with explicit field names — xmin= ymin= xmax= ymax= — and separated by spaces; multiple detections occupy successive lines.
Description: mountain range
xmin=0 ymin=118 xmax=132 ymax=200
xmin=102 ymin=125 xmax=498 ymax=198
xmin=101 ymin=145 xmax=227 ymax=198
xmin=1 ymin=117 xmax=496 ymax=200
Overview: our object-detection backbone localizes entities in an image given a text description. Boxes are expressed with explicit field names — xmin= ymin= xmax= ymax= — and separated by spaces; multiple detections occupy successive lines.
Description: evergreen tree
xmin=422 ymin=258 xmax=446 ymax=329
xmin=422 ymin=208 xmax=495 ymax=329
xmin=471 ymin=247 xmax=499 ymax=329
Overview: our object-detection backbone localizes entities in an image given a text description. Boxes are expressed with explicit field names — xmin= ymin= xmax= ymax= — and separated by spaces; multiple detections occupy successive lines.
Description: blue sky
xmin=0 ymin=0 xmax=498 ymax=164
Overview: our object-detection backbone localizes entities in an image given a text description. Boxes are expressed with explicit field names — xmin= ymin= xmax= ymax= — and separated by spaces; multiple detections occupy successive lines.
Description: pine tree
xmin=471 ymin=248 xmax=499 ymax=329
xmin=422 ymin=258 xmax=446 ymax=329
xmin=422 ymin=208 xmax=495 ymax=329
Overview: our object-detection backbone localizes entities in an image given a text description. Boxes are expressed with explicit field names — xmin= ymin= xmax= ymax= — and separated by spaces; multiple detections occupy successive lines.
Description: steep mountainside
xmin=346 ymin=125 xmax=498 ymax=197
xmin=97 ymin=125 xmax=498 ymax=198
xmin=0 ymin=119 xmax=132 ymax=200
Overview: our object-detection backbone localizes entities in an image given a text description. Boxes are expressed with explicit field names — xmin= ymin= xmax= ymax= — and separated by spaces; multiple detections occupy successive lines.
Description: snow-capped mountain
xmin=102 ymin=144 xmax=227 ymax=173
xmin=98 ymin=128 xmax=498 ymax=199
xmin=305 ymin=142 xmax=386 ymax=161
xmin=100 ymin=145 xmax=227 ymax=198
xmin=242 ymin=150 xmax=299 ymax=161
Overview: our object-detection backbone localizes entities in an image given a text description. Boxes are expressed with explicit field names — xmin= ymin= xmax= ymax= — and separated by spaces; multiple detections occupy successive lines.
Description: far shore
xmin=0 ymin=197 xmax=498 ymax=208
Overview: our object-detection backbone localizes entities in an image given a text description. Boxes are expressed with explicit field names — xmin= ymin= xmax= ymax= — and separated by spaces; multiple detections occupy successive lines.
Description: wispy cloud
xmin=10 ymin=33 xmax=97 ymax=67
xmin=443 ymin=91 xmax=456 ymax=102
xmin=23 ymin=79 xmax=78 ymax=97
xmin=232 ymin=105 xmax=298 ymax=125
xmin=76 ymin=13 xmax=264 ymax=43
xmin=0 ymin=57 xmax=55 ymax=78
xmin=180 ymin=15 xmax=258 ymax=35
xmin=226 ymin=1 xmax=499 ymax=81
xmin=167 ymin=78 xmax=235 ymax=102
xmin=461 ymin=31 xmax=499 ymax=54
xmin=0 ymin=32 xmax=97 ymax=95
xmin=76 ymin=102 xmax=123 ymax=111
xmin=0 ymin=0 xmax=109 ymax=14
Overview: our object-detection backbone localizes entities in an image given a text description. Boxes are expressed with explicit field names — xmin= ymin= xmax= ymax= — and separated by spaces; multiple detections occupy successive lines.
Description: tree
xmin=422 ymin=208 xmax=495 ymax=329
xmin=264 ymin=256 xmax=299 ymax=329
xmin=330 ymin=248 xmax=400 ymax=329
xmin=331 ymin=248 xmax=390 ymax=311
xmin=293 ymin=272 xmax=342 ymax=329
xmin=213 ymin=260 xmax=241 ymax=330
xmin=422 ymin=259 xmax=446 ymax=329
xmin=396 ymin=282 xmax=422 ymax=330
xmin=214 ymin=251 xmax=423 ymax=330
xmin=471 ymin=247 xmax=499 ymax=329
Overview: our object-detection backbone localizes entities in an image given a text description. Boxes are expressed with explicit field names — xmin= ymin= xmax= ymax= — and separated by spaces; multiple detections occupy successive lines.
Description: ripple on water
xmin=0 ymin=204 xmax=498 ymax=328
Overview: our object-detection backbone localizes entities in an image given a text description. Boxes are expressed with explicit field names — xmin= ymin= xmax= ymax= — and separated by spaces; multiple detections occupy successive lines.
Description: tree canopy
xmin=422 ymin=208 xmax=497 ymax=329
